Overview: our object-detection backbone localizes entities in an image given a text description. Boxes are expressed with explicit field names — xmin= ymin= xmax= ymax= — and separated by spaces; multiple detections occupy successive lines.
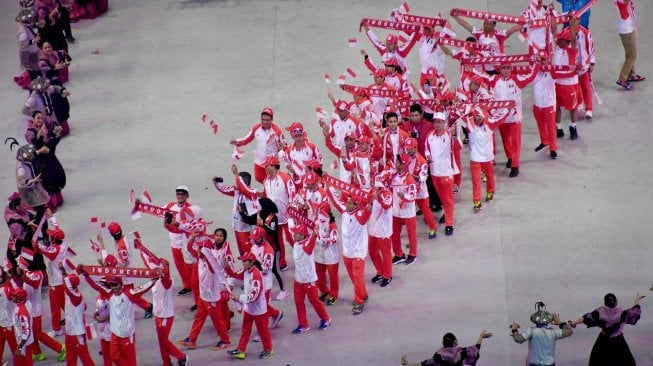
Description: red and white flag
xmin=336 ymin=75 xmax=347 ymax=85
xmin=85 ymin=323 xmax=98 ymax=340
xmin=348 ymin=37 xmax=358 ymax=48
xmin=89 ymin=239 xmax=100 ymax=253
xmin=141 ymin=190 xmax=152 ymax=204
xmin=346 ymin=68 xmax=357 ymax=80
xmin=232 ymin=146 xmax=245 ymax=162
xmin=21 ymin=247 xmax=34 ymax=261
xmin=331 ymin=159 xmax=339 ymax=170
xmin=201 ymin=114 xmax=219 ymax=135
xmin=399 ymin=1 xmax=409 ymax=13
xmin=316 ymin=106 xmax=328 ymax=120
xmin=129 ymin=189 xmax=135 ymax=204
xmin=89 ymin=217 xmax=98 ymax=227
xmin=324 ymin=73 xmax=331 ymax=84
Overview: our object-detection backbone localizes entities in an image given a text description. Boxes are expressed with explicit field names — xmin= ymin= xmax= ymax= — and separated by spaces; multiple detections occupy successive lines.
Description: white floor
xmin=1 ymin=0 xmax=652 ymax=365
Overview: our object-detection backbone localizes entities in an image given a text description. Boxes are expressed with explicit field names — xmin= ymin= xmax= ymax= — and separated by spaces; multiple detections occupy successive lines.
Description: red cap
xmin=384 ymin=57 xmax=399 ymax=67
xmin=385 ymin=34 xmax=398 ymax=44
xmin=440 ymin=91 xmax=455 ymax=101
xmin=303 ymin=171 xmax=318 ymax=186
xmin=358 ymin=135 xmax=371 ymax=145
xmin=10 ymin=287 xmax=27 ymax=302
xmin=290 ymin=224 xmax=308 ymax=236
xmin=108 ymin=222 xmax=122 ymax=235
xmin=470 ymin=75 xmax=485 ymax=86
xmin=335 ymin=100 xmax=349 ymax=111
xmin=263 ymin=156 xmax=280 ymax=167
xmin=557 ymin=28 xmax=571 ymax=41
xmin=261 ymin=107 xmax=274 ymax=118
xmin=397 ymin=153 xmax=411 ymax=166
xmin=249 ymin=226 xmax=265 ymax=242
xmin=373 ymin=69 xmax=386 ymax=78
xmin=404 ymin=137 xmax=418 ymax=150
xmin=426 ymin=67 xmax=438 ymax=80
xmin=285 ymin=122 xmax=304 ymax=134
xmin=305 ymin=159 xmax=322 ymax=170
xmin=107 ymin=276 xmax=122 ymax=285
xmin=352 ymin=87 xmax=368 ymax=97
xmin=46 ymin=227 xmax=65 ymax=241
xmin=65 ymin=274 xmax=80 ymax=289
xmin=239 ymin=251 xmax=257 ymax=262
xmin=104 ymin=254 xmax=118 ymax=267
xmin=344 ymin=131 xmax=356 ymax=140
xmin=317 ymin=201 xmax=331 ymax=217
xmin=8 ymin=192 xmax=21 ymax=202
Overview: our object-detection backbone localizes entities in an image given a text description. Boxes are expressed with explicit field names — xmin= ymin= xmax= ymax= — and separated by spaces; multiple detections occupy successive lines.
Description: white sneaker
xmin=47 ymin=329 xmax=63 ymax=337
xmin=253 ymin=334 xmax=261 ymax=342
xmin=585 ymin=110 xmax=593 ymax=119
xmin=275 ymin=290 xmax=289 ymax=301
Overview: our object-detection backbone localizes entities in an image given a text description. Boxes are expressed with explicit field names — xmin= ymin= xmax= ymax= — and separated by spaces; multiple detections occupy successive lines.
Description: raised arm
xmin=451 ymin=15 xmax=474 ymax=34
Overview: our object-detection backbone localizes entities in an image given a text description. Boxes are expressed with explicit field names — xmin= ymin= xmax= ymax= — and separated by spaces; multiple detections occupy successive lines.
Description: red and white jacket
xmin=315 ymin=217 xmax=339 ymax=265
xmin=391 ymin=171 xmax=416 ymax=218
xmin=38 ymin=241 xmax=74 ymax=287
xmin=0 ymin=282 xmax=16 ymax=329
xmin=163 ymin=201 xmax=195 ymax=249
xmin=227 ymin=266 xmax=266 ymax=316
xmin=369 ymin=189 xmax=393 ymax=239
xmin=293 ymin=234 xmax=318 ymax=284
xmin=250 ymin=242 xmax=275 ymax=291
xmin=323 ymin=137 xmax=355 ymax=184
xmin=23 ymin=269 xmax=43 ymax=317
xmin=472 ymin=27 xmax=508 ymax=72
xmin=279 ymin=140 xmax=323 ymax=181
xmin=407 ymin=152 xmax=429 ymax=200
xmin=327 ymin=189 xmax=371 ymax=259
xmin=108 ymin=281 xmax=155 ymax=338
xmin=484 ymin=67 xmax=539 ymax=123
xmin=327 ymin=113 xmax=360 ymax=149
xmin=63 ymin=280 xmax=86 ymax=336
xmin=294 ymin=185 xmax=329 ymax=220
xmin=197 ymin=243 xmax=230 ymax=303
xmin=575 ymin=26 xmax=596 ymax=75
xmin=232 ymin=123 xmax=286 ymax=166
xmin=14 ymin=301 xmax=34 ymax=347
xmin=418 ymin=35 xmax=446 ymax=74
xmin=365 ymin=29 xmax=418 ymax=73
xmin=463 ymin=111 xmax=508 ymax=162
xmin=381 ymin=127 xmax=409 ymax=167
xmin=263 ymin=171 xmax=296 ymax=225
xmin=368 ymin=82 xmax=397 ymax=118
xmin=554 ymin=45 xmax=579 ymax=86
xmin=215 ymin=177 xmax=259 ymax=233
xmin=342 ymin=148 xmax=373 ymax=190
xmin=424 ymin=130 xmax=459 ymax=177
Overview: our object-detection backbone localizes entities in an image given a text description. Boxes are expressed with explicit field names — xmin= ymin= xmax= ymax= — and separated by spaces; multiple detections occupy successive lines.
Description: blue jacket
xmin=556 ymin=0 xmax=591 ymax=28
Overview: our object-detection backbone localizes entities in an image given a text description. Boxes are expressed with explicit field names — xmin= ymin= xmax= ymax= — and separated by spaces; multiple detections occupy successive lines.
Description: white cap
xmin=175 ymin=185 xmax=189 ymax=195
xmin=433 ymin=111 xmax=448 ymax=121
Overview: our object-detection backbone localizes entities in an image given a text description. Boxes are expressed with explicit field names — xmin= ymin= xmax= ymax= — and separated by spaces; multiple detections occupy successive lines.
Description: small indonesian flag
xmin=398 ymin=34 xmax=408 ymax=44
xmin=201 ymin=114 xmax=219 ymax=135
xmin=316 ymin=106 xmax=328 ymax=120
xmin=399 ymin=1 xmax=409 ymax=13
xmin=129 ymin=189 xmax=135 ymax=204
xmin=336 ymin=75 xmax=346 ymax=85
xmin=3 ymin=257 xmax=13 ymax=271
xmin=232 ymin=146 xmax=245 ymax=161
xmin=21 ymin=246 xmax=34 ymax=261
xmin=346 ymin=68 xmax=357 ymax=79
xmin=348 ymin=37 xmax=358 ymax=48
xmin=90 ymin=217 xmax=98 ymax=227
xmin=66 ymin=247 xmax=77 ymax=257
xmin=100 ymin=221 xmax=107 ymax=233
xmin=18 ymin=257 xmax=29 ymax=270
xmin=89 ymin=239 xmax=100 ymax=253
xmin=141 ymin=190 xmax=152 ymax=204
xmin=331 ymin=159 xmax=339 ymax=170
xmin=441 ymin=21 xmax=456 ymax=38
xmin=324 ymin=73 xmax=331 ymax=84
xmin=85 ymin=323 xmax=99 ymax=340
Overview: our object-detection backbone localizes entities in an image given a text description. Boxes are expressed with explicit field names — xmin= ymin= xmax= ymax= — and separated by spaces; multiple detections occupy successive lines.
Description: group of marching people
xmin=2 ymin=0 xmax=647 ymax=365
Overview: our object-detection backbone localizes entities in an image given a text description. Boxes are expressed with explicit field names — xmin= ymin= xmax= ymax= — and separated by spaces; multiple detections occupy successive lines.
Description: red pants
xmin=234 ymin=230 xmax=251 ymax=257
xmin=533 ymin=105 xmax=557 ymax=152
xmin=265 ymin=290 xmax=280 ymax=319
xmin=236 ymin=312 xmax=271 ymax=353
xmin=155 ymin=317 xmax=185 ymax=365
xmin=293 ymin=281 xmax=329 ymax=328
xmin=391 ymin=216 xmax=418 ymax=257
xmin=33 ymin=315 xmax=63 ymax=355
xmin=368 ymin=236 xmax=392 ymax=279
xmin=14 ymin=343 xmax=35 ymax=366
xmin=343 ymin=257 xmax=367 ymax=305
xmin=109 ymin=333 xmax=136 ymax=366
xmin=315 ymin=263 xmax=339 ymax=298
xmin=579 ymin=72 xmax=593 ymax=112
xmin=123 ymin=284 xmax=151 ymax=311
xmin=470 ymin=161 xmax=495 ymax=202
xmin=49 ymin=284 xmax=65 ymax=331
xmin=187 ymin=263 xmax=200 ymax=306
xmin=100 ymin=339 xmax=112 ymax=366
xmin=415 ymin=198 xmax=436 ymax=230
xmin=498 ymin=122 xmax=522 ymax=168
xmin=453 ymin=139 xmax=462 ymax=187
xmin=188 ymin=297 xmax=230 ymax=343
xmin=431 ymin=176 xmax=455 ymax=227
xmin=253 ymin=164 xmax=266 ymax=184
xmin=0 ymin=326 xmax=18 ymax=360
xmin=277 ymin=223 xmax=293 ymax=268
xmin=171 ymin=247 xmax=190 ymax=289
xmin=65 ymin=334 xmax=94 ymax=366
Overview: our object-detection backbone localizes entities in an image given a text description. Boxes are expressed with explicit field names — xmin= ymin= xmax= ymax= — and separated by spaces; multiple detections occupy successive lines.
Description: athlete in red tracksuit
xmin=0 ymin=269 xmax=18 ymax=360
xmin=249 ymin=227 xmax=284 ymax=328
xmin=62 ymin=274 xmax=94 ymax=366
xmin=405 ymin=138 xmax=437 ymax=239
xmin=163 ymin=186 xmax=196 ymax=295
xmin=37 ymin=223 xmax=71 ymax=336
xmin=390 ymin=154 xmax=419 ymax=265
xmin=367 ymin=179 xmax=393 ymax=287
xmin=11 ymin=287 xmax=34 ymax=366
xmin=314 ymin=202 xmax=340 ymax=304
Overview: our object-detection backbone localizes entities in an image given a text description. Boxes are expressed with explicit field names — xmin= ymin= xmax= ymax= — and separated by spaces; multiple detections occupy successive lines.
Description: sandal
xmin=628 ymin=73 xmax=646 ymax=82
xmin=616 ymin=80 xmax=633 ymax=90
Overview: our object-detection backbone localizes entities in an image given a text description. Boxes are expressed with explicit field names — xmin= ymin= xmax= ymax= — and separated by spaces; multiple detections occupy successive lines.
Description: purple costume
xmin=421 ymin=344 xmax=481 ymax=366
xmin=582 ymin=304 xmax=641 ymax=366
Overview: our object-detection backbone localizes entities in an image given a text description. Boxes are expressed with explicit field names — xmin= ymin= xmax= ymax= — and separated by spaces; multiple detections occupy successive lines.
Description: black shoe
xmin=415 ymin=209 xmax=423 ymax=216
xmin=391 ymin=255 xmax=406 ymax=265
xmin=439 ymin=215 xmax=445 ymax=224
xmin=431 ymin=206 xmax=442 ymax=213
xmin=177 ymin=288 xmax=192 ymax=296
xmin=190 ymin=304 xmax=197 ymax=312
xmin=230 ymin=310 xmax=235 ymax=318
xmin=550 ymin=150 xmax=558 ymax=159
xmin=371 ymin=274 xmax=383 ymax=284
xmin=318 ymin=292 xmax=330 ymax=302
xmin=463 ymin=136 xmax=469 ymax=144
xmin=144 ymin=304 xmax=153 ymax=319
xmin=534 ymin=143 xmax=547 ymax=152
xmin=380 ymin=277 xmax=392 ymax=287
xmin=569 ymin=126 xmax=578 ymax=140
xmin=557 ymin=128 xmax=564 ymax=138
xmin=67 ymin=36 xmax=76 ymax=43
xmin=405 ymin=256 xmax=417 ymax=265
xmin=178 ymin=356 xmax=187 ymax=366
xmin=445 ymin=226 xmax=454 ymax=236
xmin=505 ymin=159 xmax=512 ymax=168
xmin=509 ymin=167 xmax=519 ymax=177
